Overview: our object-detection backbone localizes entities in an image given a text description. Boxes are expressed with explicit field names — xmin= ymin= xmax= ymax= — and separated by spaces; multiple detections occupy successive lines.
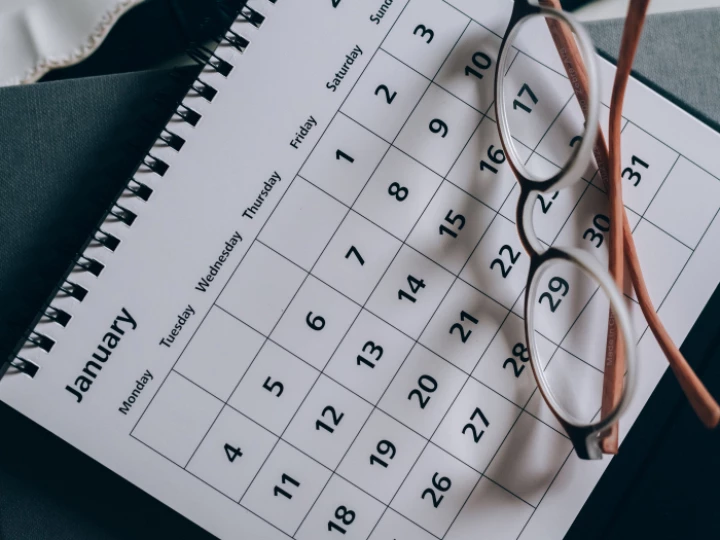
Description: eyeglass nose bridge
xmin=515 ymin=187 xmax=545 ymax=258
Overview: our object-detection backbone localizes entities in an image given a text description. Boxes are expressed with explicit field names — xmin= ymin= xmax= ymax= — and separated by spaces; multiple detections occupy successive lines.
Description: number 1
xmin=336 ymin=149 xmax=354 ymax=163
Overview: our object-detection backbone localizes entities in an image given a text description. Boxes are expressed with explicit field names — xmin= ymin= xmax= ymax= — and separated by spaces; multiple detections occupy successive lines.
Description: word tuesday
xmin=326 ymin=45 xmax=363 ymax=92
xmin=65 ymin=307 xmax=137 ymax=403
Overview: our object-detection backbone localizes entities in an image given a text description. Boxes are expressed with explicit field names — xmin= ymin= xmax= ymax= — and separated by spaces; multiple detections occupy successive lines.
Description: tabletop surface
xmin=0 ymin=4 xmax=719 ymax=539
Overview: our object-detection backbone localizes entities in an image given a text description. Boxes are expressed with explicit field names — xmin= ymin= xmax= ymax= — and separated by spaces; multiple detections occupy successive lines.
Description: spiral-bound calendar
xmin=4 ymin=1 xmax=720 ymax=539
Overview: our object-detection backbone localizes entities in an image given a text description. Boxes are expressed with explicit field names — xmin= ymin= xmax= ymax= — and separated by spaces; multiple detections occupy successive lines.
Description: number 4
xmin=224 ymin=443 xmax=242 ymax=462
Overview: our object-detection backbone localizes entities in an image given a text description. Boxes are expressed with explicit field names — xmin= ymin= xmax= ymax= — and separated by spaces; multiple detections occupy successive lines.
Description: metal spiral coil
xmin=2 ymin=0 xmax=270 ymax=380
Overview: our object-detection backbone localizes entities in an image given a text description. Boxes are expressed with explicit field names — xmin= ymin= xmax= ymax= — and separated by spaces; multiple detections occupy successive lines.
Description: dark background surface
xmin=1 ymin=1 xmax=719 ymax=538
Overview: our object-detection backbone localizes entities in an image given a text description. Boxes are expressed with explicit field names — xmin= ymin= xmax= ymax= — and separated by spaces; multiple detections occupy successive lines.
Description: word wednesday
xmin=195 ymin=231 xmax=243 ymax=292
xmin=289 ymin=116 xmax=317 ymax=149
xmin=242 ymin=171 xmax=282 ymax=219
xmin=159 ymin=304 xmax=195 ymax=348
xmin=326 ymin=45 xmax=363 ymax=92
xmin=65 ymin=307 xmax=136 ymax=403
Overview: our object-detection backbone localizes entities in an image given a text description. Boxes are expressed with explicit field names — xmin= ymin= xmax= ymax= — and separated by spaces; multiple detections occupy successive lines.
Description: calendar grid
xmin=291 ymin=17 xmax=491 ymax=537
xmin=243 ymin=235 xmax=575 ymax=443
xmin=126 ymin=2 xmax=720 ymax=539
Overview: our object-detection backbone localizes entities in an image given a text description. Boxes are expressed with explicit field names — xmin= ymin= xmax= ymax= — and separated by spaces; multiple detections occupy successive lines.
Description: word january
xmin=159 ymin=304 xmax=195 ymax=348
xmin=195 ymin=231 xmax=243 ymax=292
xmin=326 ymin=45 xmax=363 ymax=92
xmin=289 ymin=116 xmax=317 ymax=149
xmin=118 ymin=369 xmax=153 ymax=416
xmin=242 ymin=171 xmax=282 ymax=219
xmin=65 ymin=307 xmax=137 ymax=403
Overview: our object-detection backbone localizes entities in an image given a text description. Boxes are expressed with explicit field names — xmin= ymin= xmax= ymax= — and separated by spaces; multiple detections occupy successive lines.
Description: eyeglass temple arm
xmin=539 ymin=0 xmax=626 ymax=453
xmin=541 ymin=0 xmax=720 ymax=443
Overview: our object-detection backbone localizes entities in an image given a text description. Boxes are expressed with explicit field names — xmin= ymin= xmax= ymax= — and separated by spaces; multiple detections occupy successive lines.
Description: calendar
xmin=4 ymin=0 xmax=720 ymax=539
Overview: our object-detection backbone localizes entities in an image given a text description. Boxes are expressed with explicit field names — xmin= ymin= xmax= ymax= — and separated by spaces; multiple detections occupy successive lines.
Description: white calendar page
xmin=4 ymin=1 xmax=720 ymax=539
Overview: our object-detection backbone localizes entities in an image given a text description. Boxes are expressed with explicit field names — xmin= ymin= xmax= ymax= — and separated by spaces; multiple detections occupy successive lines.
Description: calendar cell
xmin=553 ymin=184 xmax=641 ymax=268
xmin=259 ymin=177 xmax=347 ymax=271
xmin=337 ymin=409 xmax=425 ymax=504
xmin=300 ymin=114 xmax=389 ymax=206
xmin=473 ymin=313 xmax=556 ymax=408
xmin=325 ymin=310 xmax=414 ymax=405
xmin=444 ymin=477 xmax=533 ymax=540
xmin=133 ymin=372 xmax=223 ymax=467
xmin=419 ymin=279 xmax=507 ymax=373
xmin=217 ymin=242 xmax=305 ymax=336
xmin=354 ymin=147 xmax=443 ymax=240
xmin=379 ymin=346 xmax=465 ymax=437
xmin=513 ymin=256 xmax=599 ymax=345
xmin=445 ymin=0 xmax=512 ymax=36
xmin=395 ymin=84 xmax=482 ymax=176
xmin=407 ymin=180 xmax=494 ymax=275
xmin=341 ymin=50 xmax=429 ymax=141
xmin=229 ymin=341 xmax=318 ymax=436
xmin=536 ymin=101 xmax=616 ymax=181
xmin=524 ymin=348 xmax=604 ymax=431
xmin=645 ymin=157 xmax=720 ymax=249
xmin=241 ymin=440 xmax=331 ymax=536
xmin=366 ymin=245 xmax=454 ymax=339
xmin=368 ymin=509 xmax=437 ymax=540
xmin=460 ymin=215 xmax=529 ymax=310
xmin=627 ymin=219 xmax=691 ymax=305
xmin=593 ymin=122 xmax=679 ymax=215
xmin=435 ymin=21 xmax=509 ymax=114
xmin=313 ymin=211 xmax=402 ymax=304
xmin=447 ymin=117 xmax=532 ymax=212
xmin=499 ymin=155 xmax=588 ymax=245
xmin=295 ymin=475 xmax=385 ymax=540
xmin=186 ymin=406 xmax=277 ymax=502
xmin=391 ymin=443 xmax=479 ymax=537
xmin=496 ymin=51 xmax=574 ymax=150
xmin=175 ymin=307 xmax=263 ymax=400
xmin=382 ymin=0 xmax=469 ymax=79
xmin=272 ymin=276 xmax=360 ymax=370
xmin=284 ymin=375 xmax=373 ymax=469
xmin=432 ymin=378 xmax=521 ymax=472
xmin=484 ymin=412 xmax=572 ymax=507
xmin=561 ymin=291 xmax=646 ymax=372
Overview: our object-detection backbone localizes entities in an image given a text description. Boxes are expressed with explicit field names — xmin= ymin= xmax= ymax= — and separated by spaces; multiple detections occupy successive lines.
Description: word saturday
xmin=326 ymin=44 xmax=363 ymax=92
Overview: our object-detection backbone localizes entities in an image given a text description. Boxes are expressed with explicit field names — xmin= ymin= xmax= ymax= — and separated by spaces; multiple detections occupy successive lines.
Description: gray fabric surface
xmin=1 ymin=7 xmax=719 ymax=540
xmin=587 ymin=8 xmax=720 ymax=130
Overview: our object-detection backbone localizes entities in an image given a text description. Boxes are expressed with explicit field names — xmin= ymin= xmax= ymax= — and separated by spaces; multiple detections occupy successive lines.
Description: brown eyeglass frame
xmin=538 ymin=0 xmax=720 ymax=453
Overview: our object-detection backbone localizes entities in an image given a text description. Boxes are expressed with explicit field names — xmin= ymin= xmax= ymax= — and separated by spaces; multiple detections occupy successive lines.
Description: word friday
xmin=289 ymin=115 xmax=318 ymax=149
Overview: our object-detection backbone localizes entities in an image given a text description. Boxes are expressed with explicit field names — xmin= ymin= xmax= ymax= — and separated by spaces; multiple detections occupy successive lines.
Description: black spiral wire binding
xmin=2 ymin=0 xmax=272 ymax=380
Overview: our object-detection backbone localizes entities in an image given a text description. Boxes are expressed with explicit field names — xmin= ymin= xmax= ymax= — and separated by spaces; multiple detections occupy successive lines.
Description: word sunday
xmin=65 ymin=307 xmax=137 ymax=403
xmin=326 ymin=45 xmax=363 ymax=92
xmin=370 ymin=0 xmax=395 ymax=24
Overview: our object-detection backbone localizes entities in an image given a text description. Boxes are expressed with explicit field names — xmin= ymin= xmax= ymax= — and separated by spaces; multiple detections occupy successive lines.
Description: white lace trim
xmin=9 ymin=0 xmax=143 ymax=86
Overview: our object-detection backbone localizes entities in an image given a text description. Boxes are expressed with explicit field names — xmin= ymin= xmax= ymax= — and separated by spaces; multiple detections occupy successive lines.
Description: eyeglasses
xmin=494 ymin=0 xmax=720 ymax=460
xmin=494 ymin=0 xmax=636 ymax=460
